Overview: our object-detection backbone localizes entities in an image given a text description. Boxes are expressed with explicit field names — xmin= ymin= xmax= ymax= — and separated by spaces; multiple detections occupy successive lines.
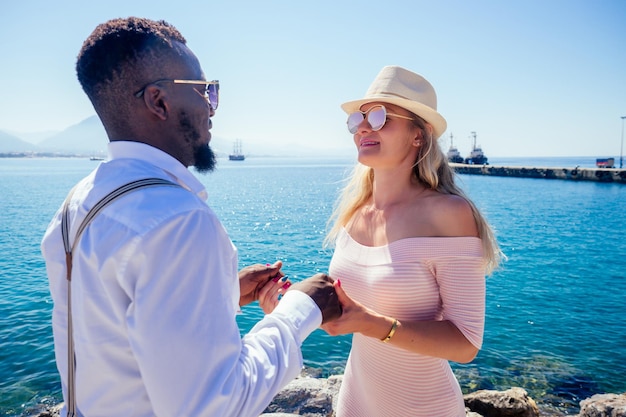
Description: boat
xmin=463 ymin=131 xmax=488 ymax=165
xmin=596 ymin=158 xmax=615 ymax=168
xmin=228 ymin=139 xmax=245 ymax=161
xmin=89 ymin=156 xmax=105 ymax=161
xmin=446 ymin=133 xmax=464 ymax=163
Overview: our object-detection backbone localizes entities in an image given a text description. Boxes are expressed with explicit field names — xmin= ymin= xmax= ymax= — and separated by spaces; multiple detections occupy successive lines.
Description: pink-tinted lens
xmin=347 ymin=112 xmax=365 ymax=134
xmin=367 ymin=107 xmax=386 ymax=131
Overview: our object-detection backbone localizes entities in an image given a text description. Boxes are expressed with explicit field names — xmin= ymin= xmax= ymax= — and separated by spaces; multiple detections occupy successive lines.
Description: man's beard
xmin=179 ymin=111 xmax=217 ymax=173
xmin=194 ymin=143 xmax=217 ymax=173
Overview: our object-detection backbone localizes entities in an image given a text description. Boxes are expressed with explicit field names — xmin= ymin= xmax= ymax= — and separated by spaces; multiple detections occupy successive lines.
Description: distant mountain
xmin=0 ymin=130 xmax=39 ymax=153
xmin=3 ymin=129 xmax=60 ymax=145
xmin=36 ymin=115 xmax=108 ymax=154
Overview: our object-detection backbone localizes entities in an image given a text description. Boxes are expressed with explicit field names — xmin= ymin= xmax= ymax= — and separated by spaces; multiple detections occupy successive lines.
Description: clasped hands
xmin=238 ymin=261 xmax=343 ymax=324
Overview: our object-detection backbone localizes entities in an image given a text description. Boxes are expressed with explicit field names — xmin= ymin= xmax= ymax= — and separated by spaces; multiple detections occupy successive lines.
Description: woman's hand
xmin=321 ymin=280 xmax=373 ymax=336
xmin=321 ymin=280 xmax=400 ymax=341
xmin=257 ymin=275 xmax=291 ymax=314
xmin=238 ymin=261 xmax=284 ymax=307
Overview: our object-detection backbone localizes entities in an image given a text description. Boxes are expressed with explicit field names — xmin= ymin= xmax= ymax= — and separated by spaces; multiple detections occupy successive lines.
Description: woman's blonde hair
xmin=325 ymin=114 xmax=503 ymax=274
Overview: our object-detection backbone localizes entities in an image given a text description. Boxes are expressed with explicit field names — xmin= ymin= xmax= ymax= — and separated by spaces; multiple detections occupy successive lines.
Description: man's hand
xmin=289 ymin=273 xmax=342 ymax=324
xmin=239 ymin=261 xmax=284 ymax=306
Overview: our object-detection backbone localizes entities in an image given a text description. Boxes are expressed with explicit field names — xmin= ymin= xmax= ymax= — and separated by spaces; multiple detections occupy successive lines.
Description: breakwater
xmin=450 ymin=163 xmax=626 ymax=184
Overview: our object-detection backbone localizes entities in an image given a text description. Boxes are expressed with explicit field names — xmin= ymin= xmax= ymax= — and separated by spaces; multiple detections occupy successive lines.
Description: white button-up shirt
xmin=41 ymin=141 xmax=321 ymax=417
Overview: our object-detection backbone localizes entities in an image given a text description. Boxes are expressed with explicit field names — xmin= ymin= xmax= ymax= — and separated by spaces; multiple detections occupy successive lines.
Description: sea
xmin=0 ymin=155 xmax=624 ymax=417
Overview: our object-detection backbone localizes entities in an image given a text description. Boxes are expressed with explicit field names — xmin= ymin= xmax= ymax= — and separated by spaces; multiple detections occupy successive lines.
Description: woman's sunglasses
xmin=346 ymin=105 xmax=414 ymax=134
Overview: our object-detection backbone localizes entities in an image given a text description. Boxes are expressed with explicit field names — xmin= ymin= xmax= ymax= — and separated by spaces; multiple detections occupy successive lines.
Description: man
xmin=41 ymin=17 xmax=341 ymax=417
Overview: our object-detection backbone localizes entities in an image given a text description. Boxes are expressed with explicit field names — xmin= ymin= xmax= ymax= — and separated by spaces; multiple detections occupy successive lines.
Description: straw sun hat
xmin=341 ymin=65 xmax=447 ymax=140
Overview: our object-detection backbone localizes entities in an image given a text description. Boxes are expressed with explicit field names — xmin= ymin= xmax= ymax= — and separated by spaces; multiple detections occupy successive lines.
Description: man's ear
xmin=141 ymin=85 xmax=169 ymax=121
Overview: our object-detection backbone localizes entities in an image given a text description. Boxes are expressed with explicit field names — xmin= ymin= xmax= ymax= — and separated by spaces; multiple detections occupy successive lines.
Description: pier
xmin=450 ymin=163 xmax=626 ymax=184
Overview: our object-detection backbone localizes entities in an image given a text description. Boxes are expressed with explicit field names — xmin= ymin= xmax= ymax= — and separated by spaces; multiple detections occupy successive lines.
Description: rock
xmin=464 ymin=387 xmax=539 ymax=417
xmin=579 ymin=393 xmax=626 ymax=417
xmin=34 ymin=403 xmax=62 ymax=417
xmin=35 ymin=379 xmax=624 ymax=417
xmin=261 ymin=375 xmax=342 ymax=417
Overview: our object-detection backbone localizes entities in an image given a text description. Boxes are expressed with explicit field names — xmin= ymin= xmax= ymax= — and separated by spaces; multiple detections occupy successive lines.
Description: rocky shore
xmin=33 ymin=373 xmax=626 ymax=417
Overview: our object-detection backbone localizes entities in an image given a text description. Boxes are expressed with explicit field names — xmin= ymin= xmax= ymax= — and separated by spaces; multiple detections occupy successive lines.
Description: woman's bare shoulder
xmin=424 ymin=193 xmax=478 ymax=237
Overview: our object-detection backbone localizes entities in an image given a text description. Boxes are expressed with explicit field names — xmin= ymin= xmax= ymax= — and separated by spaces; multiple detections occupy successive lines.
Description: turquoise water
xmin=0 ymin=156 xmax=624 ymax=416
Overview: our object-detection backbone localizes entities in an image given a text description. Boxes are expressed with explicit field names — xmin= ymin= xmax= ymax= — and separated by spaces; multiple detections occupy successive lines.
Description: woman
xmin=322 ymin=66 xmax=502 ymax=417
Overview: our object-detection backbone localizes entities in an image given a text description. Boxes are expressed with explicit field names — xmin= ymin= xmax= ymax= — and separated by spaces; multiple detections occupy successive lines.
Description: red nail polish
xmin=282 ymin=282 xmax=291 ymax=289
xmin=336 ymin=279 xmax=341 ymax=287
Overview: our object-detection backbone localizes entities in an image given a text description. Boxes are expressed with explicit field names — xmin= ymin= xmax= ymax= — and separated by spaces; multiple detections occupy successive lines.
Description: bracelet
xmin=381 ymin=318 xmax=399 ymax=343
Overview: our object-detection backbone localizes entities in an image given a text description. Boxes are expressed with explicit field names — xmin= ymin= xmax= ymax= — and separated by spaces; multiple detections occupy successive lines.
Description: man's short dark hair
xmin=76 ymin=17 xmax=186 ymax=101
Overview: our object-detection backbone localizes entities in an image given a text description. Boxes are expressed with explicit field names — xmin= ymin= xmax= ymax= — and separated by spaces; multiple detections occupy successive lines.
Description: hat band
xmin=367 ymin=91 xmax=411 ymax=101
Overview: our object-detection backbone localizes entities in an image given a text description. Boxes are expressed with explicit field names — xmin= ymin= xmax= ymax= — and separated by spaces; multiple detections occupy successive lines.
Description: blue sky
xmin=1 ymin=0 xmax=625 ymax=157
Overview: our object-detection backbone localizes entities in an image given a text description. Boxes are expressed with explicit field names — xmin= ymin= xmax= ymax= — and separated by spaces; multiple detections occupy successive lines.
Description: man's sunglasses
xmin=347 ymin=105 xmax=414 ymax=134
xmin=134 ymin=79 xmax=220 ymax=110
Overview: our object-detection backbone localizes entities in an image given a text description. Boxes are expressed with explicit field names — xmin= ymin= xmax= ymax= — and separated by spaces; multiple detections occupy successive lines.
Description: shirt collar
xmin=107 ymin=141 xmax=208 ymax=201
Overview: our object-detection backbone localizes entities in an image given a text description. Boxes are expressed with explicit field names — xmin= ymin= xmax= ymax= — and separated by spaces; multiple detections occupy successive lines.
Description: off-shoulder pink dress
xmin=329 ymin=228 xmax=486 ymax=417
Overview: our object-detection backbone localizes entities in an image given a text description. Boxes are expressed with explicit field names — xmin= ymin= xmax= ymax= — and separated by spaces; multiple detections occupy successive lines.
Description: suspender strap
xmin=60 ymin=178 xmax=179 ymax=416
